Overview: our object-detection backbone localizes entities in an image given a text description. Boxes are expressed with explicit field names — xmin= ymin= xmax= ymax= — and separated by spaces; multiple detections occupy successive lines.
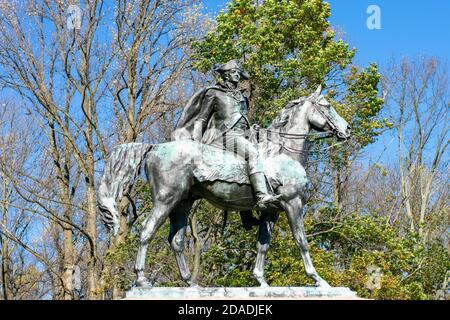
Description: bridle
xmin=263 ymin=97 xmax=346 ymax=154
xmin=310 ymin=97 xmax=349 ymax=140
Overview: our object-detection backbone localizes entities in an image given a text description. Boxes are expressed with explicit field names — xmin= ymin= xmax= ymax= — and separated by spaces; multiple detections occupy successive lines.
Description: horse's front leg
xmin=284 ymin=197 xmax=331 ymax=288
xmin=253 ymin=211 xmax=279 ymax=287
xmin=135 ymin=201 xmax=173 ymax=287
xmin=168 ymin=200 xmax=199 ymax=287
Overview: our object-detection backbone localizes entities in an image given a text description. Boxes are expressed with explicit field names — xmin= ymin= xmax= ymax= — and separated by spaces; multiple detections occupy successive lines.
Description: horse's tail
xmin=97 ymin=143 xmax=152 ymax=236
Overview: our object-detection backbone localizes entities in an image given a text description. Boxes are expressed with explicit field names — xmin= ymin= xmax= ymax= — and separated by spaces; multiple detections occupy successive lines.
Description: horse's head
xmin=303 ymin=85 xmax=351 ymax=140
xmin=270 ymin=86 xmax=351 ymax=141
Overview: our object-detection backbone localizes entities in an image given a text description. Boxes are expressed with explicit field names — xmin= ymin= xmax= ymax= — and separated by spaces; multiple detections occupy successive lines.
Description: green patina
xmin=152 ymin=141 xmax=192 ymax=171
xmin=273 ymin=156 xmax=308 ymax=186
xmin=152 ymin=140 xmax=309 ymax=187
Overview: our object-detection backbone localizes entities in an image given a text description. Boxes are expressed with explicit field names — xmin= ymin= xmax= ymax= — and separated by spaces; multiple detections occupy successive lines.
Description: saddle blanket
xmin=192 ymin=145 xmax=280 ymax=190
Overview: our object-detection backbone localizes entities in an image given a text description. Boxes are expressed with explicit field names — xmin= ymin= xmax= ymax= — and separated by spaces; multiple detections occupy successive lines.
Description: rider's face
xmin=224 ymin=69 xmax=241 ymax=84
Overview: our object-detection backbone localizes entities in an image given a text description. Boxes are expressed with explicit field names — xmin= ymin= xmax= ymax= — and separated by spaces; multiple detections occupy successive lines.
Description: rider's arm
xmin=192 ymin=89 xmax=216 ymax=141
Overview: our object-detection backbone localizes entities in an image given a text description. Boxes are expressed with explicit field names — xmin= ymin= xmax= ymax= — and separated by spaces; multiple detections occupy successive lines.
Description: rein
xmin=265 ymin=129 xmax=334 ymax=140
xmin=263 ymin=129 xmax=344 ymax=155
xmin=283 ymin=140 xmax=347 ymax=155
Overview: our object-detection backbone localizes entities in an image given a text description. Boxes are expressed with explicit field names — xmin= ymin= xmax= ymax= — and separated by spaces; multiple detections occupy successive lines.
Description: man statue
xmin=172 ymin=59 xmax=280 ymax=223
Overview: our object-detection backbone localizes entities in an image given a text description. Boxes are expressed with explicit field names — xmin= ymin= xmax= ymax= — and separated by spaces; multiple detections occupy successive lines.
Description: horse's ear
xmin=315 ymin=85 xmax=322 ymax=96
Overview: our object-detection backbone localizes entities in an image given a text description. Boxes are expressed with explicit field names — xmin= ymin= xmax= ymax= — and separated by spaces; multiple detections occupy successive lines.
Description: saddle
xmin=194 ymin=144 xmax=250 ymax=185
xmin=193 ymin=142 xmax=280 ymax=192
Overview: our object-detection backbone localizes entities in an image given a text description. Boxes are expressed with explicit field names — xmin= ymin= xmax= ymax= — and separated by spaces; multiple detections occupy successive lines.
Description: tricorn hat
xmin=214 ymin=59 xmax=250 ymax=80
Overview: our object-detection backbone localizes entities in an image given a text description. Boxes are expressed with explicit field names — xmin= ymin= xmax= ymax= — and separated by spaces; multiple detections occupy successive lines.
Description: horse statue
xmin=97 ymin=86 xmax=351 ymax=288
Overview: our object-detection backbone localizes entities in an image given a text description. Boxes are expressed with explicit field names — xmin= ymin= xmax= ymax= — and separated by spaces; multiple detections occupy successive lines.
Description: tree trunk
xmin=111 ymin=212 xmax=129 ymax=300
xmin=1 ymin=238 xmax=11 ymax=300
xmin=333 ymin=171 xmax=343 ymax=211
xmin=62 ymin=218 xmax=74 ymax=300
xmin=85 ymin=185 xmax=98 ymax=299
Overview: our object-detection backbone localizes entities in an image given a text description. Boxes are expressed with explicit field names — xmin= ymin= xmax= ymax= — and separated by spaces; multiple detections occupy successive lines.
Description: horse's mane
xmin=268 ymin=96 xmax=307 ymax=129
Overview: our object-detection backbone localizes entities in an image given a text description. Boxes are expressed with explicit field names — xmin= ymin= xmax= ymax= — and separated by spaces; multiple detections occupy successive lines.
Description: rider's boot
xmin=250 ymin=173 xmax=281 ymax=210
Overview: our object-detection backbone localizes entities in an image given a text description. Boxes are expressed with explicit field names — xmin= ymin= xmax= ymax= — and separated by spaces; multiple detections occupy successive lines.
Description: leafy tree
xmin=308 ymin=213 xmax=449 ymax=299
xmin=102 ymin=1 xmax=447 ymax=301
xmin=104 ymin=201 xmax=449 ymax=300
xmin=191 ymin=0 xmax=389 ymax=214
xmin=193 ymin=0 xmax=354 ymax=121
xmin=192 ymin=0 xmax=385 ymax=131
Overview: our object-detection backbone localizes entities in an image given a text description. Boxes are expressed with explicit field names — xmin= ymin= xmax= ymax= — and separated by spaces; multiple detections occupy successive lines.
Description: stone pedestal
xmin=125 ymin=286 xmax=359 ymax=300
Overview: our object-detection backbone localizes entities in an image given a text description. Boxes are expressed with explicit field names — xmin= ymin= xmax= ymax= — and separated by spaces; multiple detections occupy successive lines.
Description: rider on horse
xmin=172 ymin=60 xmax=281 ymax=226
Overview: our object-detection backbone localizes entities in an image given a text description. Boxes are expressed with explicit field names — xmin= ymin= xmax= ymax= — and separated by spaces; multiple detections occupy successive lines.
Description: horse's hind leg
xmin=168 ymin=199 xmax=198 ymax=287
xmin=253 ymin=211 xmax=279 ymax=287
xmin=284 ymin=197 xmax=331 ymax=288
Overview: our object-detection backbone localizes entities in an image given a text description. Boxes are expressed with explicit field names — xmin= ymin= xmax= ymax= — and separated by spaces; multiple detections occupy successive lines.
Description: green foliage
xmin=103 ymin=197 xmax=448 ymax=300
xmin=192 ymin=0 xmax=390 ymax=160
xmin=207 ymin=210 xmax=448 ymax=300
xmin=200 ymin=208 xmax=260 ymax=287
xmin=330 ymin=64 xmax=389 ymax=148
xmin=102 ymin=1 xmax=447 ymax=300
xmin=196 ymin=206 xmax=448 ymax=300
xmin=101 ymin=234 xmax=139 ymax=291
xmin=309 ymin=212 xmax=449 ymax=299
xmin=192 ymin=0 xmax=356 ymax=124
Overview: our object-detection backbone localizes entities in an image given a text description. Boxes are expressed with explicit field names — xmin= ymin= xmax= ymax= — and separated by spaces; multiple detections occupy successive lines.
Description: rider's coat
xmin=172 ymin=84 xmax=263 ymax=175
xmin=198 ymin=86 xmax=250 ymax=145
xmin=172 ymin=85 xmax=248 ymax=142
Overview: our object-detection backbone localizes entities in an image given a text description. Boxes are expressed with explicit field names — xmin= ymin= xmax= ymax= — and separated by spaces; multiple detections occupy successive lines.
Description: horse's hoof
xmin=187 ymin=281 xmax=201 ymax=288
xmin=254 ymin=274 xmax=270 ymax=288
xmin=135 ymin=277 xmax=152 ymax=288
xmin=315 ymin=279 xmax=331 ymax=288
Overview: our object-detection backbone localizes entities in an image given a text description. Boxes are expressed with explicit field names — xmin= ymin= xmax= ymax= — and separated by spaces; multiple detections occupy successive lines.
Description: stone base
xmin=125 ymin=286 xmax=359 ymax=300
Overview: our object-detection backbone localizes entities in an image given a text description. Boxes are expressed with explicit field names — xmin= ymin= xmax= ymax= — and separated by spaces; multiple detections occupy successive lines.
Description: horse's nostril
xmin=337 ymin=131 xmax=349 ymax=140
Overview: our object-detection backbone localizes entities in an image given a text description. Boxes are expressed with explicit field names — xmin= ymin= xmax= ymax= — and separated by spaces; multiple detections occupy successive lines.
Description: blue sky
xmin=204 ymin=0 xmax=450 ymax=67
xmin=204 ymin=0 xmax=450 ymax=164
xmin=326 ymin=0 xmax=450 ymax=67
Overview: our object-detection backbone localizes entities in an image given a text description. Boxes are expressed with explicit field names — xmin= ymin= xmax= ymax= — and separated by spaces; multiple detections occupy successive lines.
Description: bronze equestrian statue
xmin=97 ymin=60 xmax=351 ymax=288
